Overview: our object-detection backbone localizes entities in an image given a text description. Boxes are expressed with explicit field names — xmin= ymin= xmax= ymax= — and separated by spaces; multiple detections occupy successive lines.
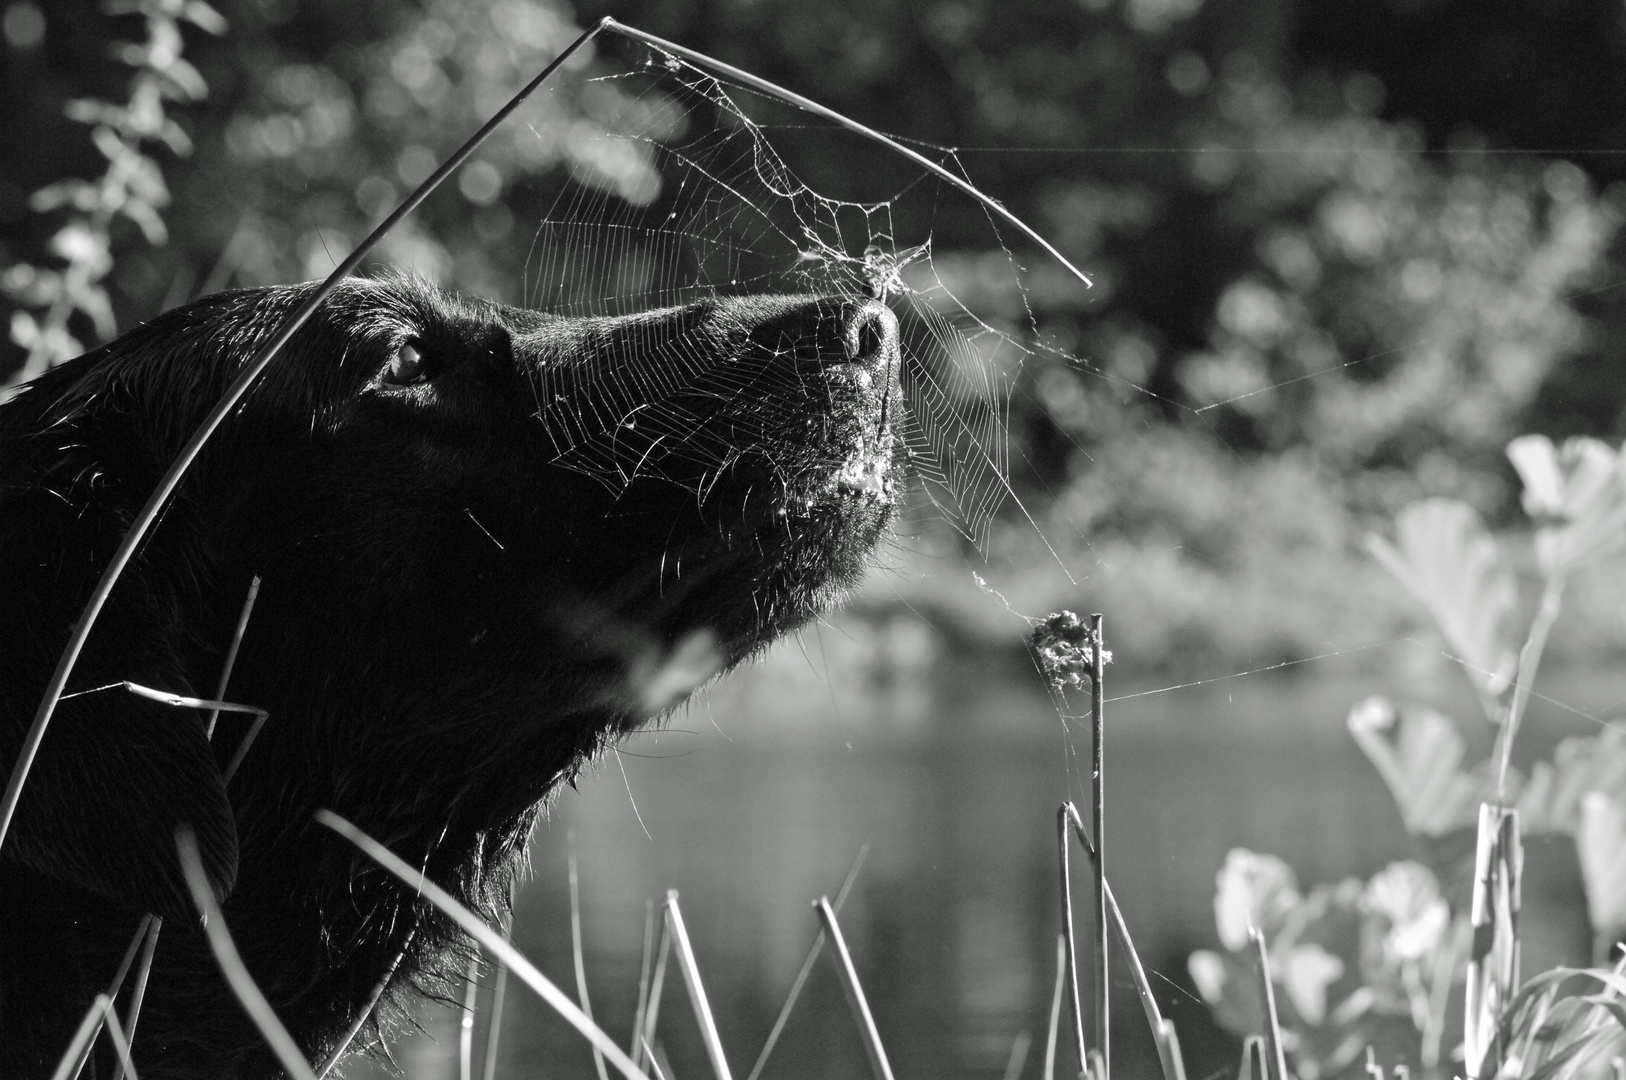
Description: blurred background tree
xmin=6 ymin=0 xmax=1626 ymax=674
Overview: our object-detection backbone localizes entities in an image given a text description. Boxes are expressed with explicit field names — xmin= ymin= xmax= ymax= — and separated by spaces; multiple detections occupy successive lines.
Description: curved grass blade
xmin=316 ymin=809 xmax=652 ymax=1080
xmin=0 ymin=19 xmax=607 ymax=859
xmin=178 ymin=828 xmax=318 ymax=1080
xmin=598 ymin=20 xmax=1092 ymax=294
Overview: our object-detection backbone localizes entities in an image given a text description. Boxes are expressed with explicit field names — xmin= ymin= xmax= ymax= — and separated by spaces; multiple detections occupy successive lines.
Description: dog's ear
xmin=4 ymin=689 xmax=238 ymax=922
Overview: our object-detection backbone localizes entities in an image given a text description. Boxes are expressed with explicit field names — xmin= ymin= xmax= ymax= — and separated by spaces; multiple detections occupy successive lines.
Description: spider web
xmin=502 ymin=38 xmax=1060 ymax=554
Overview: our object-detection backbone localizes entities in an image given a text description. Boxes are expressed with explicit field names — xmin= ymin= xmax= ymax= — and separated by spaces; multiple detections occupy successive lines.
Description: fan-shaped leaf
xmin=1366 ymin=499 xmax=1517 ymax=709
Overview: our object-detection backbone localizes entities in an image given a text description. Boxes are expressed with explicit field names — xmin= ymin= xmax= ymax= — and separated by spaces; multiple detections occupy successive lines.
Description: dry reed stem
xmin=458 ymin=955 xmax=481 ymax=1080
xmin=1248 ymin=927 xmax=1289 ymax=1080
xmin=572 ymin=838 xmax=612 ymax=1080
xmin=641 ymin=1039 xmax=672 ymax=1080
xmin=51 ymin=999 xmax=110 ymax=1080
xmin=1004 ymin=1032 xmax=1033 ymax=1080
xmin=1045 ymin=935 xmax=1066 ymax=1080
xmin=744 ymin=842 xmax=870 ymax=1080
xmin=110 ymin=916 xmax=163 ymax=1080
xmin=664 ymin=892 xmax=733 ymax=1080
xmin=1239 ymin=1035 xmax=1269 ymax=1080
xmin=52 ymin=996 xmax=141 ymax=1080
xmin=1154 ymin=1021 xmax=1187 ymax=1080
xmin=814 ymin=896 xmax=895 ymax=1080
xmin=1088 ymin=613 xmax=1107 ymax=1077
xmin=317 ymin=810 xmax=651 ymax=1080
xmin=632 ymin=900 xmax=657 ymax=1070
xmin=639 ymin=908 xmax=674 ymax=1070
xmin=97 ymin=1000 xmax=141 ymax=1080
xmin=60 ymin=914 xmax=151 ymax=1080
xmin=1057 ymin=805 xmax=1088 ymax=1079
xmin=1063 ymin=804 xmax=1187 ymax=1080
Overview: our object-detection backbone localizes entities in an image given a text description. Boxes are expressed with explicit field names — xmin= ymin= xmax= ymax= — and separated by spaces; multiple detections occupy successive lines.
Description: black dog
xmin=0 ymin=274 xmax=900 ymax=1078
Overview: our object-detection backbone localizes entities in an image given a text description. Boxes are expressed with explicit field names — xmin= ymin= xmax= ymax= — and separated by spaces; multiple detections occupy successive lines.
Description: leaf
xmin=1517 ymin=728 xmax=1626 ymax=835
xmin=1281 ymin=943 xmax=1344 ymax=1026
xmin=1366 ymin=499 xmax=1517 ymax=706
xmin=181 ymin=0 xmax=229 ymax=35
xmin=1508 ymin=435 xmax=1626 ymax=576
xmin=1213 ymin=848 xmax=1301 ymax=951
xmin=1347 ymin=697 xmax=1493 ymax=836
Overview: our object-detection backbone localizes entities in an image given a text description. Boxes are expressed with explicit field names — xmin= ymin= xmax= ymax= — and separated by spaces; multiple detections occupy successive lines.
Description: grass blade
xmin=205 ymin=575 xmax=260 ymax=739
xmin=814 ymin=896 xmax=895 ymax=1080
xmin=316 ymin=810 xmax=652 ymax=1080
xmin=52 ymin=997 xmax=113 ymax=1080
xmin=64 ymin=915 xmax=153 ymax=1080
xmin=745 ymin=842 xmax=870 ymax=1080
xmin=664 ymin=891 xmax=733 ymax=1080
xmin=643 ymin=1039 xmax=674 ymax=1080
xmin=1239 ymin=1035 xmax=1269 ymax=1080
xmin=178 ymin=828 xmax=318 ymax=1080
xmin=1063 ymin=805 xmax=1185 ymax=1080
xmin=1004 ymin=1032 xmax=1033 ymax=1080
xmin=632 ymin=900 xmax=657 ymax=1069
xmin=1058 ymin=804 xmax=1088 ymax=1079
xmin=53 ymin=995 xmax=141 ymax=1080
xmin=1154 ymin=1020 xmax=1188 ymax=1080
xmin=111 ymin=915 xmax=163 ymax=1080
xmin=316 ymin=930 xmax=415 ymax=1079
xmin=83 ymin=681 xmax=271 ymax=784
xmin=1045 ymin=935 xmax=1066 ymax=1080
xmin=100 ymin=997 xmax=141 ymax=1080
xmin=459 ymin=955 xmax=481 ymax=1080
xmin=481 ymin=911 xmax=513 ymax=1080
xmin=639 ymin=908 xmax=674 ymax=1069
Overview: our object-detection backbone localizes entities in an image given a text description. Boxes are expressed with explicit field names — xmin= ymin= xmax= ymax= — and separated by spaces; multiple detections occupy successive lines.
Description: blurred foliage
xmin=1188 ymin=433 xmax=1626 ymax=1080
xmin=8 ymin=0 xmax=1626 ymax=668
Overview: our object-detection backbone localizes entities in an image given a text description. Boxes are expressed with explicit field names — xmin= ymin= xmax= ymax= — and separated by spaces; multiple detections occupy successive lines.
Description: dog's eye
xmin=382 ymin=343 xmax=429 ymax=386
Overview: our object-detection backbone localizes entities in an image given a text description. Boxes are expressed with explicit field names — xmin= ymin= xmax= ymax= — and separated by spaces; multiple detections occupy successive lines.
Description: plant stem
xmin=1090 ymin=614 xmax=1107 ymax=1077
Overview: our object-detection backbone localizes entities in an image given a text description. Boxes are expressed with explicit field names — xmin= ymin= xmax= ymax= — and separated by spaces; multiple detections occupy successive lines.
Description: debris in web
xmin=1030 ymin=611 xmax=1111 ymax=692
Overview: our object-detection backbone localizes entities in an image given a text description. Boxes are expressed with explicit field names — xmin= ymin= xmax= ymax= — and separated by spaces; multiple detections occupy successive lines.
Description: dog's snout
xmin=843 ymin=299 xmax=899 ymax=364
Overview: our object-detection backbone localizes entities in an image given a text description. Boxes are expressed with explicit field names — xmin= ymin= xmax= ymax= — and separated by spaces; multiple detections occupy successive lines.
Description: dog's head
xmin=0 ymin=274 xmax=901 ymax=1076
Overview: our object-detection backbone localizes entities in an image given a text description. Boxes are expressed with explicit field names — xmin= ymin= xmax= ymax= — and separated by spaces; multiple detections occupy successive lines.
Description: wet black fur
xmin=0 ymin=274 xmax=900 ymax=1078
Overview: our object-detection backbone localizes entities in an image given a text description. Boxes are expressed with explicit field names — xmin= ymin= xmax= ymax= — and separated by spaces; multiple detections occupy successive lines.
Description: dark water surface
xmin=367 ymin=646 xmax=1620 ymax=1080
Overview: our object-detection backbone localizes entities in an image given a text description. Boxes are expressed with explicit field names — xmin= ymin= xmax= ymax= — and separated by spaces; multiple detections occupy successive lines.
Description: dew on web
xmin=491 ymin=38 xmax=1107 ymax=572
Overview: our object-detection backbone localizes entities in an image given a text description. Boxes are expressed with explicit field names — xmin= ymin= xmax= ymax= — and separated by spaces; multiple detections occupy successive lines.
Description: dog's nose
xmin=843 ymin=299 xmax=899 ymax=364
